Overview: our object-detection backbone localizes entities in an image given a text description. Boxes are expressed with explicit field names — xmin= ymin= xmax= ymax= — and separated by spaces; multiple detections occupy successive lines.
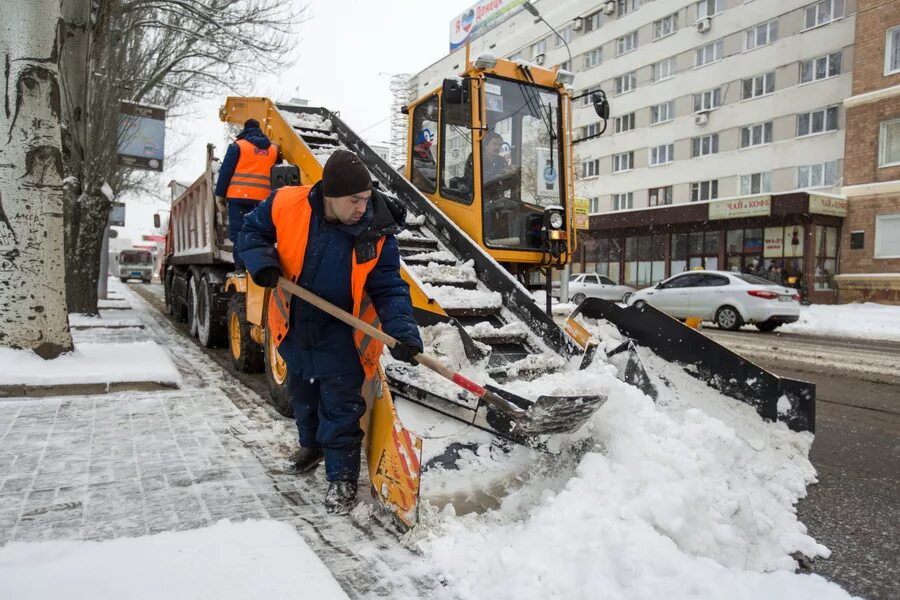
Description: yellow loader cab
xmin=404 ymin=52 xmax=608 ymax=279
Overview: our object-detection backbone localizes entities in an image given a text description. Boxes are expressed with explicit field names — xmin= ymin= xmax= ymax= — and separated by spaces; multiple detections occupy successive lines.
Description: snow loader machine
xmin=166 ymin=52 xmax=813 ymax=530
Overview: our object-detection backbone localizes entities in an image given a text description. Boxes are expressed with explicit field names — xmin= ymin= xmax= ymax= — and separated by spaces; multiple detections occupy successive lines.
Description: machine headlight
xmin=549 ymin=212 xmax=564 ymax=230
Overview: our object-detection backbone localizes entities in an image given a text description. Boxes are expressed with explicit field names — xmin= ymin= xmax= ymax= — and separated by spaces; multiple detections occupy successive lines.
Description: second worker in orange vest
xmin=214 ymin=118 xmax=280 ymax=271
xmin=238 ymin=150 xmax=423 ymax=515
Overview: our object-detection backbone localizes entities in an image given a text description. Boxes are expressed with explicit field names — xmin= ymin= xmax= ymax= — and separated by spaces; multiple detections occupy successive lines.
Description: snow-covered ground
xmin=0 ymin=520 xmax=348 ymax=600
xmin=0 ymin=280 xmax=858 ymax=599
xmin=384 ymin=316 xmax=855 ymax=600
xmin=0 ymin=340 xmax=180 ymax=387
xmin=779 ymin=302 xmax=900 ymax=341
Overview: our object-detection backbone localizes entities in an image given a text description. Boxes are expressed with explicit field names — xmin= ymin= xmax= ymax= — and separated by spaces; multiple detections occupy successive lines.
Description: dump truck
xmin=159 ymin=52 xmax=814 ymax=529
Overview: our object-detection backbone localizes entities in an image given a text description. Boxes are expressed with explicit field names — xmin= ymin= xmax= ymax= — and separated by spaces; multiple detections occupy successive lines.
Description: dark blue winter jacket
xmin=214 ymin=126 xmax=279 ymax=198
xmin=237 ymin=182 xmax=423 ymax=379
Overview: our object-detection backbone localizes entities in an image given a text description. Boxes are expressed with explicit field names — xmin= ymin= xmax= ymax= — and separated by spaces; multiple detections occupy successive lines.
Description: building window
xmin=560 ymin=59 xmax=571 ymax=72
xmin=692 ymin=133 xmax=719 ymax=157
xmin=695 ymin=40 xmax=723 ymax=67
xmin=887 ymin=26 xmax=900 ymax=75
xmin=613 ymin=151 xmax=634 ymax=173
xmin=651 ymin=58 xmax=675 ymax=81
xmin=581 ymin=158 xmax=600 ymax=178
xmin=746 ymin=20 xmax=778 ymax=50
xmin=803 ymin=0 xmax=845 ymax=31
xmin=649 ymin=144 xmax=674 ymax=165
xmin=649 ymin=186 xmax=673 ymax=206
xmin=557 ymin=25 xmax=573 ymax=47
xmin=742 ymin=72 xmax=775 ymax=99
xmin=650 ymin=101 xmax=674 ymax=124
xmin=587 ymin=237 xmax=624 ymax=283
xmin=814 ymin=225 xmax=839 ymax=289
xmin=693 ymin=88 xmax=722 ymax=112
xmin=696 ymin=0 xmax=721 ymax=20
xmin=726 ymin=228 xmax=764 ymax=273
xmin=613 ymin=192 xmax=634 ymax=211
xmin=800 ymin=51 xmax=842 ymax=83
xmin=531 ymin=39 xmax=547 ymax=58
xmin=740 ymin=122 xmax=773 ymax=148
xmin=875 ymin=213 xmax=900 ymax=257
xmin=740 ymin=172 xmax=772 ymax=195
xmin=690 ymin=180 xmax=718 ymax=202
xmin=879 ymin=118 xmax=900 ymax=167
xmin=615 ymin=113 xmax=635 ymax=133
xmin=580 ymin=123 xmax=600 ymax=139
xmin=615 ymin=72 xmax=637 ymax=95
xmin=588 ymin=197 xmax=601 ymax=214
xmin=583 ymin=47 xmax=603 ymax=69
xmin=798 ymin=161 xmax=838 ymax=188
xmin=618 ymin=0 xmax=640 ymax=18
xmin=617 ymin=31 xmax=638 ymax=56
xmin=654 ymin=14 xmax=678 ymax=39
xmin=584 ymin=11 xmax=603 ymax=32
xmin=798 ymin=106 xmax=839 ymax=137
xmin=580 ymin=86 xmax=601 ymax=106
xmin=672 ymin=231 xmax=719 ymax=272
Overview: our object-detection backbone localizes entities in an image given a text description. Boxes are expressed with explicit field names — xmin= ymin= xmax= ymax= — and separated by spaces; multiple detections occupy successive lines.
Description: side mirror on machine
xmin=442 ymin=77 xmax=468 ymax=105
xmin=153 ymin=213 xmax=161 ymax=229
xmin=591 ymin=90 xmax=610 ymax=120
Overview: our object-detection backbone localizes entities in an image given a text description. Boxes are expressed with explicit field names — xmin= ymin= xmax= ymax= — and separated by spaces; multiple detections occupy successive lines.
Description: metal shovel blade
xmin=484 ymin=384 xmax=608 ymax=436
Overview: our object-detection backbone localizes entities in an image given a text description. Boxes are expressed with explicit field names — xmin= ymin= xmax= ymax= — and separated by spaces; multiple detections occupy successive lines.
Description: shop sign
xmin=574 ymin=197 xmax=589 ymax=229
xmin=809 ymin=194 xmax=848 ymax=217
xmin=708 ymin=195 xmax=771 ymax=220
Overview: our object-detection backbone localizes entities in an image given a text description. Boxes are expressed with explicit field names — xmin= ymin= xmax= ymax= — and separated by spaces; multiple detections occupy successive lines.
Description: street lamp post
xmin=523 ymin=1 xmax=573 ymax=68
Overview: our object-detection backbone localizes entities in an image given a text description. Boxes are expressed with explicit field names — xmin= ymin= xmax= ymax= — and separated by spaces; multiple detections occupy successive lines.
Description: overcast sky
xmin=117 ymin=0 xmax=475 ymax=243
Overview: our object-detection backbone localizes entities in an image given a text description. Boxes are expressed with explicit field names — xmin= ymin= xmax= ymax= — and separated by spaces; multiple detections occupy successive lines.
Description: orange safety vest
xmin=266 ymin=186 xmax=387 ymax=378
xmin=225 ymin=139 xmax=278 ymax=201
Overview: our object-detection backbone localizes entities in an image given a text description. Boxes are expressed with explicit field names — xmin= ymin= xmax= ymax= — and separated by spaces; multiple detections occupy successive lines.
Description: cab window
xmin=440 ymin=90 xmax=474 ymax=204
xmin=410 ymin=96 xmax=438 ymax=194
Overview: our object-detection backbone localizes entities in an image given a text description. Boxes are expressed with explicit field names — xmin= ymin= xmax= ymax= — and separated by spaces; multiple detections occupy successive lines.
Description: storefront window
xmin=726 ymin=228 xmax=763 ymax=273
xmin=762 ymin=225 xmax=805 ymax=286
xmin=671 ymin=233 xmax=688 ymax=275
xmin=625 ymin=236 xmax=638 ymax=285
xmin=589 ymin=237 xmax=623 ymax=283
xmin=652 ymin=235 xmax=666 ymax=283
xmin=815 ymin=225 xmax=838 ymax=290
xmin=624 ymin=234 xmax=667 ymax=285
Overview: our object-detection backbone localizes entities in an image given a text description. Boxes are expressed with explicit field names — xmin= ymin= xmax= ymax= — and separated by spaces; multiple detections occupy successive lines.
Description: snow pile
xmin=394 ymin=322 xmax=851 ymax=599
xmin=404 ymin=249 xmax=456 ymax=264
xmin=0 ymin=341 xmax=181 ymax=387
xmin=422 ymin=284 xmax=501 ymax=311
xmin=283 ymin=111 xmax=332 ymax=131
xmin=779 ymin=302 xmax=900 ymax=341
xmin=409 ymin=260 xmax=477 ymax=285
xmin=0 ymin=520 xmax=349 ymax=600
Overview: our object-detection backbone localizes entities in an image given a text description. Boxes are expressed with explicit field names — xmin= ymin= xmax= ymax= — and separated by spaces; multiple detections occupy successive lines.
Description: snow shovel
xmin=277 ymin=277 xmax=606 ymax=436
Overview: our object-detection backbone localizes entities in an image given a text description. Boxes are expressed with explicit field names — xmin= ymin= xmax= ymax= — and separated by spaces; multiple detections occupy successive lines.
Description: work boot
xmin=324 ymin=480 xmax=357 ymax=515
xmin=286 ymin=446 xmax=323 ymax=474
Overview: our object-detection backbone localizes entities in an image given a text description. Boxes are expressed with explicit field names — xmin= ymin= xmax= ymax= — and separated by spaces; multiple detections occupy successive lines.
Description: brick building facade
xmin=839 ymin=0 xmax=900 ymax=303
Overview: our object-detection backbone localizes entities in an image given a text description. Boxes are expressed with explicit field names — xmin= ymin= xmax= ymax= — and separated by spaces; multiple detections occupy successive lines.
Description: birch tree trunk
xmin=0 ymin=0 xmax=74 ymax=358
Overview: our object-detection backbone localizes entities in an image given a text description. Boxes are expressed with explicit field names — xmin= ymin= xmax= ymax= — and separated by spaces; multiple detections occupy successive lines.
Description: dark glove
xmin=390 ymin=341 xmax=421 ymax=365
xmin=254 ymin=267 xmax=282 ymax=289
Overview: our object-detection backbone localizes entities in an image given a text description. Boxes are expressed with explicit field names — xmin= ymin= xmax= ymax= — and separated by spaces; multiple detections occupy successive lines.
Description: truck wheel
xmin=187 ymin=275 xmax=199 ymax=338
xmin=227 ymin=295 xmax=263 ymax=373
xmin=715 ymin=305 xmax=743 ymax=331
xmin=264 ymin=325 xmax=293 ymax=418
xmin=197 ymin=275 xmax=226 ymax=348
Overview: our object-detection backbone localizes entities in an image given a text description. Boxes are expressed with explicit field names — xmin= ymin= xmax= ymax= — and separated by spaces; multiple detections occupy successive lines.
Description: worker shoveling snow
xmin=377 ymin=317 xmax=853 ymax=600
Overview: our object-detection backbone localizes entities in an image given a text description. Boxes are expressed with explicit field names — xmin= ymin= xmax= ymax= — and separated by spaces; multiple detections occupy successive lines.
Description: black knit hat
xmin=244 ymin=118 xmax=260 ymax=129
xmin=322 ymin=150 xmax=372 ymax=197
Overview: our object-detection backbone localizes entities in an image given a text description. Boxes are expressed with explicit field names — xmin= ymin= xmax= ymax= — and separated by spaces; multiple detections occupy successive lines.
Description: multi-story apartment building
xmin=838 ymin=0 xmax=900 ymax=303
xmin=412 ymin=0 xmax=861 ymax=302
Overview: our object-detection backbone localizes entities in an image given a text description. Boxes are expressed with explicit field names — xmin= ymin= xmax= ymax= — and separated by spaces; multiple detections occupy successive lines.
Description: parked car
xmin=553 ymin=273 xmax=636 ymax=304
xmin=626 ymin=270 xmax=800 ymax=331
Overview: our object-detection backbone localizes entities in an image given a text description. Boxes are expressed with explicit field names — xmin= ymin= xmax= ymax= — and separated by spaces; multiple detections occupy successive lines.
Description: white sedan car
xmin=626 ymin=270 xmax=800 ymax=331
xmin=554 ymin=273 xmax=636 ymax=304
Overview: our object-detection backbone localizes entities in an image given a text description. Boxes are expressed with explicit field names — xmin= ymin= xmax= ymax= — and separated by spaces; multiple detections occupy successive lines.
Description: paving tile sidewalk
xmin=0 ymin=281 xmax=422 ymax=598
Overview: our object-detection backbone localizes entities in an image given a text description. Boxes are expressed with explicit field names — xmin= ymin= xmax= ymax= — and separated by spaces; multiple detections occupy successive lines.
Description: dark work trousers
xmin=228 ymin=198 xmax=259 ymax=269
xmin=288 ymin=366 xmax=367 ymax=482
